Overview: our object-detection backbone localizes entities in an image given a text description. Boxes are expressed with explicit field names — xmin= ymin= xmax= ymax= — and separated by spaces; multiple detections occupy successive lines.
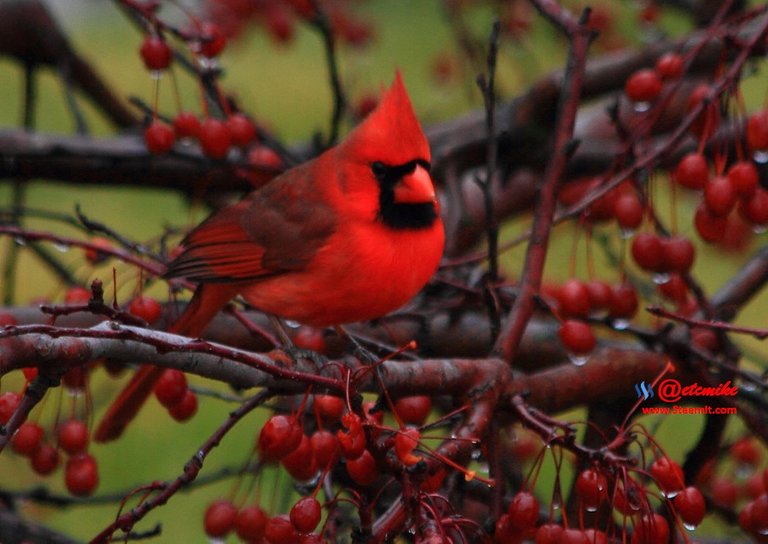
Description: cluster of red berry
xmin=0 ymin=312 xmax=99 ymax=497
xmin=494 ymin=441 xmax=715 ymax=543
xmin=135 ymin=8 xmax=285 ymax=173
xmin=199 ymin=386 xmax=434 ymax=542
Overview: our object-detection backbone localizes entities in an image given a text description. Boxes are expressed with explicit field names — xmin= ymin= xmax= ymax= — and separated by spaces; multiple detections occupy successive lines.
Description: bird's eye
xmin=371 ymin=161 xmax=387 ymax=179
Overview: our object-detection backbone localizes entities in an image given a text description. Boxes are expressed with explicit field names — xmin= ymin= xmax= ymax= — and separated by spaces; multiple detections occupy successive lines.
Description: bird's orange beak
xmin=393 ymin=164 xmax=436 ymax=204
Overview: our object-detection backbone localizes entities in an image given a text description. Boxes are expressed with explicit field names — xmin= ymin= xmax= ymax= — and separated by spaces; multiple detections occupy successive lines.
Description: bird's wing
xmin=164 ymin=161 xmax=337 ymax=283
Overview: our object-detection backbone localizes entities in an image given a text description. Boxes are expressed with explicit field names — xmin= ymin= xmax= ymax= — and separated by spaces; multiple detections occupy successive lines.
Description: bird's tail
xmin=94 ymin=284 xmax=238 ymax=442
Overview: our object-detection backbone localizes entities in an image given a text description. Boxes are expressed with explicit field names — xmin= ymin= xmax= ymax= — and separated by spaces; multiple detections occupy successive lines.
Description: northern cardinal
xmin=95 ymin=72 xmax=444 ymax=442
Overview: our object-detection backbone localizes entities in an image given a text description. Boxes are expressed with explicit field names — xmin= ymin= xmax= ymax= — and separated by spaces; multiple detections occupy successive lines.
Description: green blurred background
xmin=0 ymin=1 xmax=766 ymax=541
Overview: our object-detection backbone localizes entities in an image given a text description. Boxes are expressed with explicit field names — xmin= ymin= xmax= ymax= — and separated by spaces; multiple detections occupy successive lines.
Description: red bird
xmin=95 ymin=72 xmax=444 ymax=442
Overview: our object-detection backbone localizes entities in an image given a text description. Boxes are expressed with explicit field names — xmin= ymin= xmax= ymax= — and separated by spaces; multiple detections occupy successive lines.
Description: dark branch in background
xmin=0 ymin=0 xmax=138 ymax=129
xmin=309 ymin=1 xmax=347 ymax=147
xmin=475 ymin=20 xmax=502 ymax=342
xmin=0 ymin=508 xmax=79 ymax=544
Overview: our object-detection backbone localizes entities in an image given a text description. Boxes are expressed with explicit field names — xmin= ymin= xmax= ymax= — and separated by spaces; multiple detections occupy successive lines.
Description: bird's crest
xmin=340 ymin=71 xmax=430 ymax=165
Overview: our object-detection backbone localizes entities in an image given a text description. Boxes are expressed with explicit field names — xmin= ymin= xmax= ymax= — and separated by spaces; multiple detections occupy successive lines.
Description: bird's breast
xmin=240 ymin=219 xmax=444 ymax=327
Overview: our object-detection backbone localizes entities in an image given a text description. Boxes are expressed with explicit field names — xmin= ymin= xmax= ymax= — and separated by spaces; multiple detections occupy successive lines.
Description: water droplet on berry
xmin=633 ymin=101 xmax=651 ymax=113
xmin=285 ymin=320 xmax=300 ymax=329
xmin=585 ymin=505 xmax=598 ymax=512
xmin=683 ymin=522 xmax=698 ymax=531
xmin=753 ymin=150 xmax=768 ymax=163
xmin=613 ymin=318 xmax=630 ymax=330
xmin=652 ymin=272 xmax=670 ymax=285
xmin=149 ymin=69 xmax=164 ymax=81
xmin=752 ymin=224 xmax=767 ymax=234
xmin=568 ymin=353 xmax=589 ymax=366
xmin=620 ymin=228 xmax=635 ymax=239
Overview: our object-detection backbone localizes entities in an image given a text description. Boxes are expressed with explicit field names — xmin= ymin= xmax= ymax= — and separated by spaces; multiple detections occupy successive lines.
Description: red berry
xmin=294 ymin=326 xmax=327 ymax=353
xmin=65 ymin=453 xmax=99 ymax=496
xmin=582 ymin=529 xmax=609 ymax=544
xmin=290 ymin=496 xmax=322 ymax=534
xmin=65 ymin=286 xmax=91 ymax=304
xmin=394 ymin=428 xmax=422 ymax=466
xmin=631 ymin=513 xmax=669 ymax=544
xmin=282 ymin=433 xmax=317 ymax=481
xmin=558 ymin=320 xmax=596 ymax=356
xmin=613 ymin=192 xmax=644 ymax=231
xmin=731 ymin=437 xmax=761 ymax=466
xmin=674 ymin=486 xmax=706 ymax=528
xmin=204 ymin=499 xmax=238 ymax=538
xmin=23 ymin=367 xmax=38 ymax=382
xmin=649 ymin=456 xmax=684 ymax=496
xmin=740 ymin=188 xmax=768 ymax=226
xmin=310 ymin=429 xmax=340 ymax=468
xmin=739 ymin=500 xmax=756 ymax=533
xmin=658 ymin=273 xmax=688 ymax=303
xmin=154 ymin=369 xmax=188 ymax=408
xmin=199 ymin=118 xmax=231 ymax=159
xmin=258 ymin=414 xmax=303 ymax=461
xmin=84 ymin=236 xmax=112 ymax=265
xmin=58 ymin=419 xmax=89 ymax=455
xmin=128 ymin=295 xmax=163 ymax=324
xmin=625 ymin=68 xmax=662 ymax=103
xmin=31 ymin=443 xmax=60 ymax=475
xmin=632 ymin=232 xmax=665 ymax=272
xmin=264 ymin=514 xmax=300 ymax=544
xmin=574 ymin=467 xmax=608 ymax=510
xmin=394 ymin=395 xmax=432 ymax=426
xmin=168 ymin=389 xmax=198 ymax=422
xmin=661 ymin=235 xmax=695 ymax=273
xmin=144 ymin=121 xmax=175 ymax=155
xmin=139 ymin=35 xmax=172 ymax=71
xmin=0 ymin=391 xmax=20 ymax=424
xmin=199 ymin=22 xmax=227 ymax=58
xmin=226 ymin=113 xmax=257 ymax=147
xmin=655 ymin=52 xmax=683 ymax=80
xmin=12 ymin=422 xmax=44 ymax=456
xmin=704 ymin=175 xmax=736 ymax=216
xmin=235 ymin=504 xmax=269 ymax=541
xmin=557 ymin=279 xmax=591 ymax=318
xmin=694 ymin=203 xmax=727 ymax=243
xmin=727 ymin=160 xmax=759 ymax=197
xmin=608 ymin=282 xmax=639 ymax=319
xmin=745 ymin=472 xmax=765 ymax=500
xmin=346 ymin=449 xmax=377 ymax=486
xmin=62 ymin=366 xmax=88 ymax=390
xmin=507 ymin=490 xmax=539 ymax=531
xmin=314 ymin=394 xmax=344 ymax=421
xmin=763 ymin=468 xmax=768 ymax=495
xmin=172 ymin=112 xmax=200 ymax=139
xmin=248 ymin=145 xmax=283 ymax=169
xmin=535 ymin=523 xmax=563 ymax=544
xmin=0 ymin=312 xmax=17 ymax=326
xmin=710 ymin=476 xmax=738 ymax=507
xmin=747 ymin=110 xmax=768 ymax=150
xmin=750 ymin=494 xmax=768 ymax=535
xmin=559 ymin=528 xmax=589 ymax=544
xmin=584 ymin=279 xmax=612 ymax=313
xmin=673 ymin=153 xmax=708 ymax=189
